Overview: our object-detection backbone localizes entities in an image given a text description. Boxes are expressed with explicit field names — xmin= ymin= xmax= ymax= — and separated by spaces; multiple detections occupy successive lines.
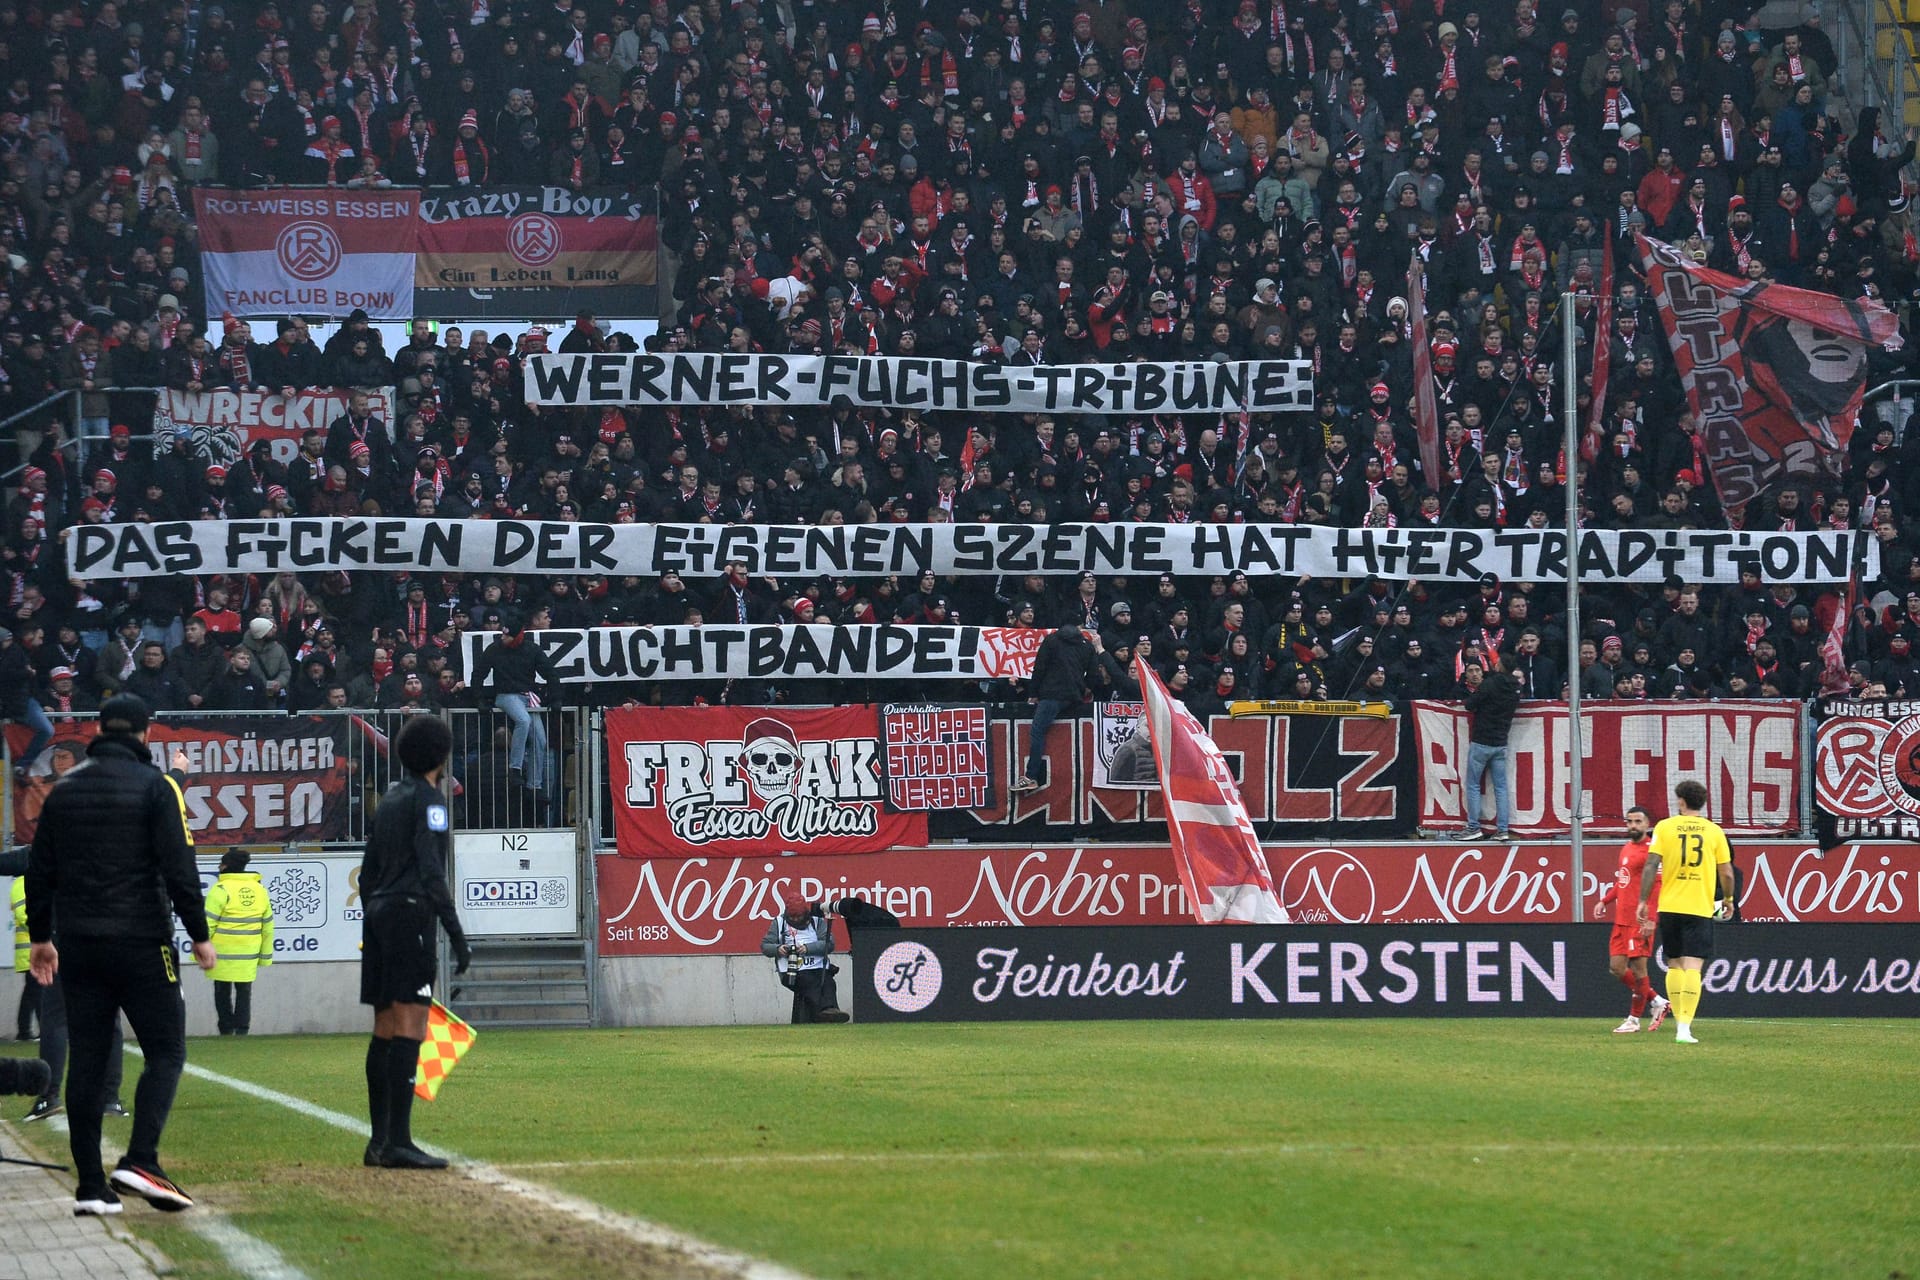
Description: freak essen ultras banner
xmin=1413 ymin=699 xmax=1801 ymax=836
xmin=6 ymin=717 xmax=351 ymax=845
xmin=1637 ymin=233 xmax=1897 ymax=513
xmin=416 ymin=186 xmax=658 ymax=320
xmin=194 ymin=189 xmax=418 ymax=319
xmin=604 ymin=706 xmax=927 ymax=858
xmin=67 ymin=517 xmax=1871 ymax=585
xmin=527 ymin=353 xmax=1314 ymax=413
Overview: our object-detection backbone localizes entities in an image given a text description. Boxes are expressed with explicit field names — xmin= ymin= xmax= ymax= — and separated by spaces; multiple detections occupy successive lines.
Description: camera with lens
xmin=0 ymin=1057 xmax=51 ymax=1097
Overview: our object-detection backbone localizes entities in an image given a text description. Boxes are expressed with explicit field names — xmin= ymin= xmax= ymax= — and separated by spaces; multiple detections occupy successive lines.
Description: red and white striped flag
xmin=1135 ymin=656 xmax=1287 ymax=924
xmin=1407 ymin=249 xmax=1441 ymax=487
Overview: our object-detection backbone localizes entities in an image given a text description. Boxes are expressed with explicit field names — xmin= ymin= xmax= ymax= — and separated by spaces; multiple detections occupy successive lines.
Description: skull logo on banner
xmin=740 ymin=717 xmax=801 ymax=802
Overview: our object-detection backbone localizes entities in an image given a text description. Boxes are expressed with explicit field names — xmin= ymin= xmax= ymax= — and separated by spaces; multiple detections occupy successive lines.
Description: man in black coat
xmin=1458 ymin=653 xmax=1521 ymax=839
xmin=25 ymin=694 xmax=215 ymax=1215
xmin=1012 ymin=626 xmax=1103 ymax=793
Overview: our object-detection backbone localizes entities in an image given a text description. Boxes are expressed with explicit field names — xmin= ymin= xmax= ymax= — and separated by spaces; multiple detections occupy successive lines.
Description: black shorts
xmin=360 ymin=897 xmax=437 ymax=1008
xmin=1658 ymin=912 xmax=1716 ymax=962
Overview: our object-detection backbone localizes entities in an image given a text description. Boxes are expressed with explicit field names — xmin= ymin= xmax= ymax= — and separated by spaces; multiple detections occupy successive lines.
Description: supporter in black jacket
xmin=1012 ymin=626 xmax=1103 ymax=793
xmin=25 ymin=694 xmax=213 ymax=1214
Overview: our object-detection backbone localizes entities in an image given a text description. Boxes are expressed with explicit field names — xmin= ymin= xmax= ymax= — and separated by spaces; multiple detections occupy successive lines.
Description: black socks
xmin=366 ymin=1036 xmax=390 ymax=1150
xmin=385 ymin=1036 xmax=422 ymax=1151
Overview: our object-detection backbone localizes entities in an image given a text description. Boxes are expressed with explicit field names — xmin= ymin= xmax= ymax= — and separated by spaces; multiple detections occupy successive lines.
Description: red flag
xmin=1135 ymin=656 xmax=1287 ymax=924
xmin=1820 ymin=579 xmax=1855 ymax=694
xmin=1635 ymin=232 xmax=1896 ymax=519
xmin=1582 ymin=234 xmax=1614 ymax=463
xmin=958 ymin=426 xmax=978 ymax=491
xmin=1407 ymin=250 xmax=1441 ymax=486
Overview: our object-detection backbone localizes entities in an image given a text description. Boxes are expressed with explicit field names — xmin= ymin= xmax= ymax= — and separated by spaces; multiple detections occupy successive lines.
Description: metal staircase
xmin=446 ymin=938 xmax=595 ymax=1029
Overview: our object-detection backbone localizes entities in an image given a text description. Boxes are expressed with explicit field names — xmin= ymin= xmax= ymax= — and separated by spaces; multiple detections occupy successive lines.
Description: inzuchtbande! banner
xmin=525 ymin=353 xmax=1314 ymax=413
xmin=69 ymin=518 xmax=1873 ymax=585
xmin=460 ymin=626 xmax=1044 ymax=684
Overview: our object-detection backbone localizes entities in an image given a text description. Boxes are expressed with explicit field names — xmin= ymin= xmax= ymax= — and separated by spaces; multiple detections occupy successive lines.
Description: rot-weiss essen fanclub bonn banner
xmin=195 ymin=189 xmax=419 ymax=319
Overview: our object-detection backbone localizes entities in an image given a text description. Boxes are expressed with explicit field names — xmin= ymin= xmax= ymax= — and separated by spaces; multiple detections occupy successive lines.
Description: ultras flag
xmin=1134 ymin=655 xmax=1288 ymax=924
xmin=1635 ymin=232 xmax=1896 ymax=518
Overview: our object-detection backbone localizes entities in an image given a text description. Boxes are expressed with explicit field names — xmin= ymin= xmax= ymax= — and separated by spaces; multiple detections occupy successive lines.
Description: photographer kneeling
xmin=761 ymin=891 xmax=850 ymax=1025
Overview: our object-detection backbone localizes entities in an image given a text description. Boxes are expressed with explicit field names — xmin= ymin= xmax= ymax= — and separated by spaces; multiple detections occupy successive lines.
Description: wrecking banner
xmin=1812 ymin=696 xmax=1920 ymax=842
xmin=855 ymin=923 xmax=1920 ymax=1021
xmin=594 ymin=840 xmax=1920 ymax=955
xmin=195 ymin=189 xmax=417 ymax=319
xmin=68 ymin=517 xmax=1872 ymax=585
xmin=416 ymin=186 xmax=658 ymax=320
xmin=1637 ymin=232 xmax=1897 ymax=514
xmin=526 ymin=353 xmax=1314 ymax=413
xmin=604 ymin=706 xmax=927 ymax=858
xmin=149 ymin=387 xmax=396 ymax=467
xmin=1413 ymin=700 xmax=1800 ymax=836
xmin=7 ymin=717 xmax=351 ymax=846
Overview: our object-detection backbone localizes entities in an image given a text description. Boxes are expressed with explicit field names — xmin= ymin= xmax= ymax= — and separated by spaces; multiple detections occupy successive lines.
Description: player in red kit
xmin=1597 ymin=806 xmax=1671 ymax=1033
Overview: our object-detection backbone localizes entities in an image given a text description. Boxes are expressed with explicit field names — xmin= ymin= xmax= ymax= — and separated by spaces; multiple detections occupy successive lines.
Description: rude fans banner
xmin=526 ymin=353 xmax=1314 ymax=414
xmin=1811 ymin=696 xmax=1920 ymax=843
xmin=1637 ymin=233 xmax=1897 ymax=514
xmin=67 ymin=517 xmax=1871 ymax=586
xmin=416 ymin=186 xmax=658 ymax=321
xmin=595 ymin=840 xmax=1920 ymax=955
xmin=604 ymin=706 xmax=927 ymax=858
xmin=1412 ymin=700 xmax=1801 ymax=836
xmin=195 ymin=189 xmax=417 ymax=319
xmin=460 ymin=626 xmax=1043 ymax=685
xmin=150 ymin=387 xmax=396 ymax=467
xmin=7 ymin=717 xmax=351 ymax=846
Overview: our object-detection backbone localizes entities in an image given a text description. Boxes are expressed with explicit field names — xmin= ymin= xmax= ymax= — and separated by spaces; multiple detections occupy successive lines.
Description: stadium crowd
xmin=3 ymin=0 xmax=1920 ymax=730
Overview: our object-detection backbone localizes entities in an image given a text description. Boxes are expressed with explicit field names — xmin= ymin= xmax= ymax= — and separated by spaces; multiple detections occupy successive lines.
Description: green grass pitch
xmin=12 ymin=1020 xmax=1918 ymax=1280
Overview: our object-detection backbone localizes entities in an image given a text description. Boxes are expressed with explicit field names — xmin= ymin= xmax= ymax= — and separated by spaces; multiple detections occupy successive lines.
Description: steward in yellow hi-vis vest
xmin=204 ymin=851 xmax=274 ymax=1036
xmin=10 ymin=875 xmax=27 ymax=973
xmin=10 ymin=872 xmax=36 ymax=1041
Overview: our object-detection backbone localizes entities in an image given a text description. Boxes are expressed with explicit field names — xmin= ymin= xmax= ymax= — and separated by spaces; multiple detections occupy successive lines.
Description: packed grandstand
xmin=0 ymin=0 xmax=1916 ymax=724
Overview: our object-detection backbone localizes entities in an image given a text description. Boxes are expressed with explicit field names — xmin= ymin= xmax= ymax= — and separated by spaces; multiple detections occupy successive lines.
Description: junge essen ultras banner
xmin=68 ymin=518 xmax=1872 ymax=585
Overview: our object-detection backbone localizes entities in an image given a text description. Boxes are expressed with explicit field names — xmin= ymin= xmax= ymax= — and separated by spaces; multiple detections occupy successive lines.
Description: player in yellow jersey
xmin=1637 ymin=780 xmax=1734 ymax=1044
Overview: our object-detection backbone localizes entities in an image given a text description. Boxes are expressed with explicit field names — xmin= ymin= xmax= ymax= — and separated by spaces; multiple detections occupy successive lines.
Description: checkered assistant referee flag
xmin=415 ymin=1000 xmax=477 ymax=1102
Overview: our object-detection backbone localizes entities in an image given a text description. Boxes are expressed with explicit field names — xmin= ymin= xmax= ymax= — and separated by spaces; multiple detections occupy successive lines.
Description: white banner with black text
xmin=67 ymin=518 xmax=1872 ymax=585
xmin=524 ymin=353 xmax=1314 ymax=413
xmin=460 ymin=626 xmax=1043 ymax=685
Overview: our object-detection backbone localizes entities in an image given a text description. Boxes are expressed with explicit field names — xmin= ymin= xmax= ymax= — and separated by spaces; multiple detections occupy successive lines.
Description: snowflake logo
xmin=539 ymin=879 xmax=568 ymax=907
xmin=267 ymin=866 xmax=325 ymax=926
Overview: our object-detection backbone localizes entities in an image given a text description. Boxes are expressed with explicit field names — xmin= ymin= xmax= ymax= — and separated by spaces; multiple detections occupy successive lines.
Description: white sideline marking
xmin=168 ymin=1058 xmax=817 ymax=1280
xmin=52 ymin=1102 xmax=312 ymax=1280
xmin=496 ymin=1139 xmax=1920 ymax=1173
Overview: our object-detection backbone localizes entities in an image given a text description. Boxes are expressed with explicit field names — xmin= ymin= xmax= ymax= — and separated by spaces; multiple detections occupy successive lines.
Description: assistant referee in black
xmin=360 ymin=715 xmax=470 ymax=1170
xmin=25 ymin=693 xmax=215 ymax=1216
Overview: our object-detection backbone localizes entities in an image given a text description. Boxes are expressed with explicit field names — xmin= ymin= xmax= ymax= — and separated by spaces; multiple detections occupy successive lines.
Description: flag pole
xmin=1562 ymin=292 xmax=1584 ymax=923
